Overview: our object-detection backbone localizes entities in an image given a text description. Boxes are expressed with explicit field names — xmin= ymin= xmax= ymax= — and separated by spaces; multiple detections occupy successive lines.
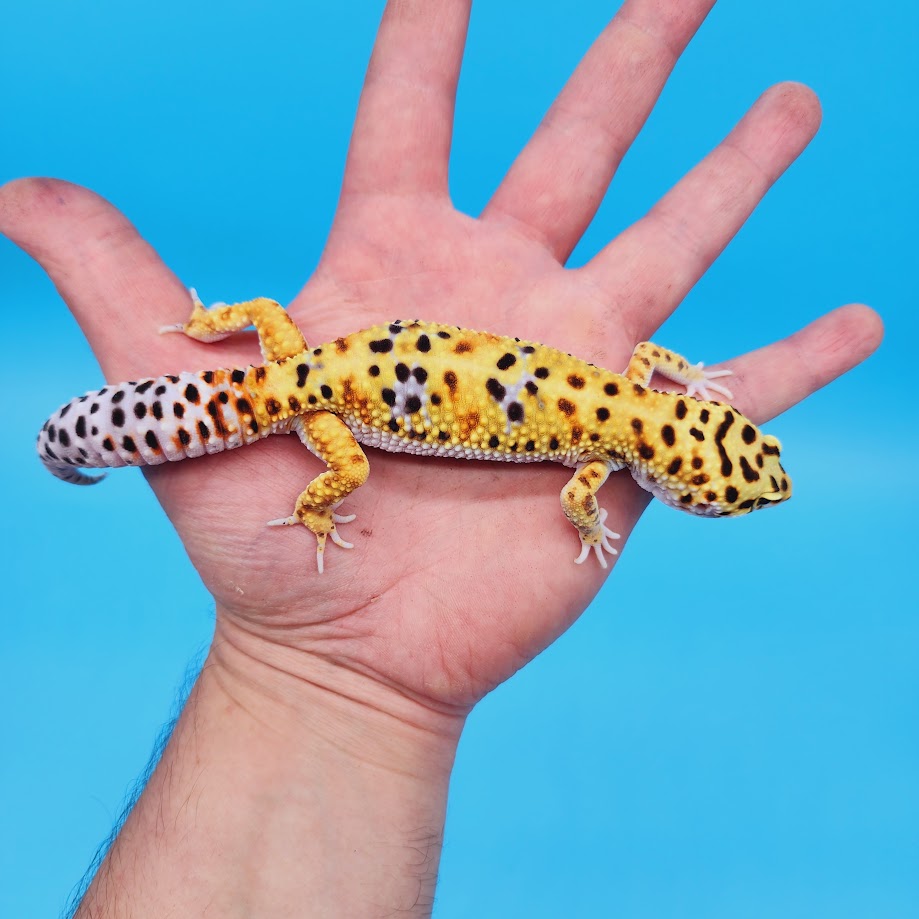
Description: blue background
xmin=2 ymin=1 xmax=916 ymax=915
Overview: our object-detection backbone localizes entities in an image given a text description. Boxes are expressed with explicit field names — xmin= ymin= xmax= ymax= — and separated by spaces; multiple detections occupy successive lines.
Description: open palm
xmin=3 ymin=1 xmax=880 ymax=713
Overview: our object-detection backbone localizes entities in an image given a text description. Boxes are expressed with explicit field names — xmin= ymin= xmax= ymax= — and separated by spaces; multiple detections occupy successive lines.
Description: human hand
xmin=1 ymin=0 xmax=881 ymax=726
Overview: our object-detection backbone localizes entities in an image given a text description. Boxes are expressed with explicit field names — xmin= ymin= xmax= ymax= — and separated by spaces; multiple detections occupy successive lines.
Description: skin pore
xmin=1 ymin=1 xmax=882 ymax=915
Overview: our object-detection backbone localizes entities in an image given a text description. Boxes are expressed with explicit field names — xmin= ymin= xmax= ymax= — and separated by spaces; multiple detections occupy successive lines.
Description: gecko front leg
xmin=560 ymin=460 xmax=620 ymax=569
xmin=267 ymin=411 xmax=370 ymax=574
xmin=625 ymin=341 xmax=733 ymax=401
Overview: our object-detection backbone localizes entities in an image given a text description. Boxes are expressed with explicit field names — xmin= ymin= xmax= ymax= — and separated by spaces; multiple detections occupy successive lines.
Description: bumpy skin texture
xmin=37 ymin=294 xmax=791 ymax=572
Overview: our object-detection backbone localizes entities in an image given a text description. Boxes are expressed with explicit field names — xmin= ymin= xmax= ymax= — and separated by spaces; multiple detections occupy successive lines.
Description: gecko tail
xmin=36 ymin=365 xmax=265 ymax=485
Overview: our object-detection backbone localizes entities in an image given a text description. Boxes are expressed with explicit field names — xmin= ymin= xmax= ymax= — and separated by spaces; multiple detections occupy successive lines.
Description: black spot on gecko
xmin=266 ymin=398 xmax=282 ymax=414
xmin=202 ymin=371 xmax=215 ymax=384
xmin=430 ymin=393 xmax=441 ymax=405
xmin=135 ymin=380 xmax=155 ymax=394
xmin=689 ymin=428 xmax=704 ymax=441
xmin=676 ymin=400 xmax=688 ymax=420
xmin=525 ymin=440 xmax=536 ymax=451
xmin=218 ymin=391 xmax=229 ymax=404
xmin=395 ymin=363 xmax=410 ymax=382
xmin=288 ymin=396 xmax=301 ymax=412
xmin=507 ymin=402 xmax=524 ymax=423
xmin=454 ymin=341 xmax=473 ymax=354
xmin=313 ymin=348 xmax=323 ymax=356
xmin=486 ymin=378 xmax=506 ymax=401
xmin=444 ymin=371 xmax=458 ymax=394
xmin=438 ymin=430 xmax=449 ymax=441
xmin=535 ymin=367 xmax=550 ymax=379
xmin=381 ymin=388 xmax=396 ymax=407
xmin=145 ymin=431 xmax=160 ymax=450
xmin=740 ymin=456 xmax=760 ymax=482
xmin=368 ymin=365 xmax=380 ymax=377
xmin=307 ymin=395 xmax=317 ymax=405
xmin=232 ymin=369 xmax=246 ymax=384
xmin=497 ymin=353 xmax=516 ymax=370
xmin=437 ymin=330 xmax=451 ymax=339
xmin=631 ymin=418 xmax=643 ymax=434
xmin=254 ymin=367 xmax=267 ymax=382
xmin=667 ymin=457 xmax=682 ymax=475
xmin=633 ymin=384 xmax=646 ymax=396
xmin=296 ymin=364 xmax=310 ymax=387
xmin=714 ymin=411 xmax=735 ymax=477
xmin=567 ymin=374 xmax=585 ymax=389
xmin=335 ymin=337 xmax=348 ymax=353
xmin=197 ymin=421 xmax=211 ymax=441
xmin=692 ymin=473 xmax=709 ymax=485
xmin=413 ymin=367 xmax=428 ymax=383
xmin=725 ymin=486 xmax=739 ymax=503
xmin=558 ymin=398 xmax=575 ymax=416
xmin=369 ymin=339 xmax=393 ymax=353
xmin=762 ymin=441 xmax=780 ymax=456
xmin=184 ymin=384 xmax=200 ymax=404
xmin=172 ymin=402 xmax=184 ymax=418
xmin=236 ymin=398 xmax=251 ymax=415
xmin=661 ymin=424 xmax=675 ymax=446
xmin=58 ymin=429 xmax=71 ymax=448
xmin=320 ymin=385 xmax=333 ymax=400
xmin=134 ymin=403 xmax=147 ymax=419
xmin=75 ymin=416 xmax=86 ymax=438
xmin=388 ymin=418 xmax=400 ymax=433
xmin=604 ymin=382 xmax=619 ymax=396
xmin=692 ymin=457 xmax=703 ymax=469
xmin=102 ymin=437 xmax=115 ymax=451
xmin=389 ymin=324 xmax=404 ymax=335
xmin=416 ymin=335 xmax=431 ymax=352
xmin=550 ymin=437 xmax=560 ymax=450
xmin=90 ymin=403 xmax=99 ymax=414
xmin=739 ymin=498 xmax=756 ymax=510
xmin=679 ymin=494 xmax=693 ymax=505
xmin=639 ymin=443 xmax=655 ymax=460
xmin=597 ymin=407 xmax=610 ymax=422
xmin=177 ymin=429 xmax=190 ymax=447
xmin=155 ymin=385 xmax=167 ymax=396
xmin=122 ymin=436 xmax=137 ymax=452
xmin=522 ymin=345 xmax=536 ymax=354
xmin=111 ymin=391 xmax=125 ymax=404
xmin=741 ymin=424 xmax=757 ymax=445
xmin=489 ymin=435 xmax=500 ymax=448
xmin=111 ymin=408 xmax=125 ymax=428
xmin=48 ymin=425 xmax=57 ymax=442
xmin=405 ymin=395 xmax=422 ymax=414
xmin=525 ymin=381 xmax=539 ymax=395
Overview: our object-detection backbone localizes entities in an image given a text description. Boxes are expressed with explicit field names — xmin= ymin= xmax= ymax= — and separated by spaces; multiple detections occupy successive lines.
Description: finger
xmin=582 ymin=82 xmax=822 ymax=340
xmin=482 ymin=0 xmax=716 ymax=261
xmin=0 ymin=177 xmax=211 ymax=381
xmin=719 ymin=304 xmax=883 ymax=424
xmin=342 ymin=0 xmax=471 ymax=197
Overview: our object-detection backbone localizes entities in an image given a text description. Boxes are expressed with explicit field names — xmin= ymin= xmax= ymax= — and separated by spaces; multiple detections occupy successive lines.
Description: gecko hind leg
xmin=160 ymin=288 xmax=308 ymax=361
xmin=625 ymin=341 xmax=733 ymax=401
xmin=266 ymin=412 xmax=369 ymax=574
xmin=561 ymin=461 xmax=620 ymax=569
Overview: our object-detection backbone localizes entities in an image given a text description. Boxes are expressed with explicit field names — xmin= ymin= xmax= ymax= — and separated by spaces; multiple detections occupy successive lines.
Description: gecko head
xmin=711 ymin=430 xmax=792 ymax=517
xmin=640 ymin=418 xmax=792 ymax=518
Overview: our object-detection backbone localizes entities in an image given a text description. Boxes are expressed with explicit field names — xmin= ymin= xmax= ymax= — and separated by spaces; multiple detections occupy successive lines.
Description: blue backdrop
xmin=2 ymin=1 xmax=916 ymax=915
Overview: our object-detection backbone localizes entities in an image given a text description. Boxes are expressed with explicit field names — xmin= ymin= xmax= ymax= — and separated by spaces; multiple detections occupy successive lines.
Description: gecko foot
xmin=574 ymin=509 xmax=620 ymax=569
xmin=267 ymin=509 xmax=357 ymax=574
xmin=683 ymin=364 xmax=734 ymax=401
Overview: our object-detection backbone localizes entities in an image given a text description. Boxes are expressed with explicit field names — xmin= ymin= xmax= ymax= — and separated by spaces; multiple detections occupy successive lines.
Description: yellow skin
xmin=40 ymin=290 xmax=790 ymax=574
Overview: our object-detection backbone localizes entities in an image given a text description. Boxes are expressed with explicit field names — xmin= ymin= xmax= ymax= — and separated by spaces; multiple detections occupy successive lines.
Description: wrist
xmin=78 ymin=614 xmax=464 ymax=917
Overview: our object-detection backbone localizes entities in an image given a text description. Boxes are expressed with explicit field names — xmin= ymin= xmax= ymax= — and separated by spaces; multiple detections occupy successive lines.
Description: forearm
xmin=77 ymin=617 xmax=463 ymax=918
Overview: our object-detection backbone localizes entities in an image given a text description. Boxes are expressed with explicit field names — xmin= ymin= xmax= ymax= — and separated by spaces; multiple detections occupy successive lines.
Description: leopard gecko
xmin=37 ymin=291 xmax=791 ymax=573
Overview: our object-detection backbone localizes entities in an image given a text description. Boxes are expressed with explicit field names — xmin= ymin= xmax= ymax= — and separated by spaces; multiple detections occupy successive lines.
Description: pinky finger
xmin=720 ymin=304 xmax=883 ymax=425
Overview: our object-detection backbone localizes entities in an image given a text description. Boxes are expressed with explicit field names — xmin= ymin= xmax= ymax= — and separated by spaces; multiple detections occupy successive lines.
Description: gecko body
xmin=37 ymin=293 xmax=791 ymax=572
